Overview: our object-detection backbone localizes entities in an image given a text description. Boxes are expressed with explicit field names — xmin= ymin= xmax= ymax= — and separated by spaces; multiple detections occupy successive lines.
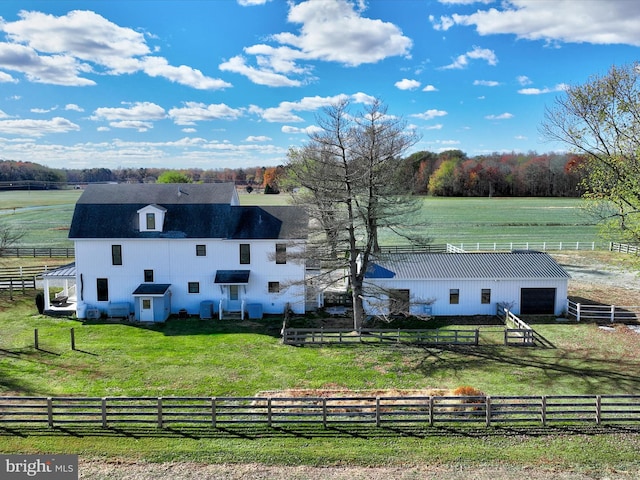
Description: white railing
xmin=446 ymin=241 xmax=600 ymax=252
xmin=567 ymin=301 xmax=640 ymax=323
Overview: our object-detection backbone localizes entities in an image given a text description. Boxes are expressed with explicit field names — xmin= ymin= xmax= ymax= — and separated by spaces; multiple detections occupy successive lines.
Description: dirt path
xmin=79 ymin=460 xmax=638 ymax=480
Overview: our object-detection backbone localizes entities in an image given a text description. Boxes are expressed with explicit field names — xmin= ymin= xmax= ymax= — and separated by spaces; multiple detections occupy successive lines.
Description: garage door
xmin=520 ymin=288 xmax=556 ymax=315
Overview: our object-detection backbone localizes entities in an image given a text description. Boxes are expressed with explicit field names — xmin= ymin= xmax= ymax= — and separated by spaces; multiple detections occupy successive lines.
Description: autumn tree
xmin=157 ymin=171 xmax=192 ymax=184
xmin=286 ymin=98 xmax=423 ymax=330
xmin=542 ymin=62 xmax=640 ymax=242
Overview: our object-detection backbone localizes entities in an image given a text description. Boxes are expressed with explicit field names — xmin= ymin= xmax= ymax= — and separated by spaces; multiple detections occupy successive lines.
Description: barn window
xmin=111 ymin=245 xmax=122 ymax=265
xmin=144 ymin=269 xmax=154 ymax=283
xmin=481 ymin=289 xmax=491 ymax=304
xmin=188 ymin=282 xmax=200 ymax=294
xmin=268 ymin=281 xmax=280 ymax=293
xmin=449 ymin=288 xmax=459 ymax=304
xmin=146 ymin=212 xmax=156 ymax=230
xmin=196 ymin=244 xmax=206 ymax=256
xmin=240 ymin=244 xmax=250 ymax=264
xmin=275 ymin=244 xmax=287 ymax=264
xmin=97 ymin=278 xmax=109 ymax=301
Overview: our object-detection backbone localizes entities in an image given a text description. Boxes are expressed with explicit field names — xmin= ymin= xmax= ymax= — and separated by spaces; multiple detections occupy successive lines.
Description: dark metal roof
xmin=365 ymin=252 xmax=570 ymax=280
xmin=214 ymin=270 xmax=250 ymax=284
xmin=76 ymin=183 xmax=237 ymax=205
xmin=68 ymin=183 xmax=307 ymax=240
xmin=132 ymin=284 xmax=171 ymax=295
xmin=41 ymin=262 xmax=76 ymax=278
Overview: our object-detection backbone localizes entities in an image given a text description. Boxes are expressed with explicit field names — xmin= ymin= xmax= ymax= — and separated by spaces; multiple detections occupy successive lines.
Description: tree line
xmin=0 ymin=151 xmax=585 ymax=197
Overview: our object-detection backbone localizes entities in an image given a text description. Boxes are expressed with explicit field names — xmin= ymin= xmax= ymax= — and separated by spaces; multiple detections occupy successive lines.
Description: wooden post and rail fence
xmin=1 ymin=394 xmax=640 ymax=429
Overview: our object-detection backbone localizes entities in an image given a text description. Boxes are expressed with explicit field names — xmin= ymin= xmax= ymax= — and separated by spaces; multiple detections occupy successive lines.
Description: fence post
xmin=70 ymin=328 xmax=76 ymax=351
xmin=576 ymin=303 xmax=581 ymax=323
xmin=267 ymin=398 xmax=272 ymax=427
xmin=157 ymin=397 xmax=163 ymax=429
xmin=34 ymin=328 xmax=39 ymax=350
xmin=428 ymin=396 xmax=434 ymax=426
xmin=211 ymin=397 xmax=217 ymax=428
xmin=485 ymin=396 xmax=491 ymax=427
xmin=47 ymin=397 xmax=54 ymax=428
xmin=474 ymin=329 xmax=479 ymax=346
xmin=375 ymin=397 xmax=381 ymax=427
xmin=596 ymin=395 xmax=602 ymax=425
xmin=101 ymin=398 xmax=108 ymax=428
xmin=322 ymin=398 xmax=327 ymax=428
xmin=541 ymin=396 xmax=547 ymax=426
xmin=610 ymin=305 xmax=616 ymax=323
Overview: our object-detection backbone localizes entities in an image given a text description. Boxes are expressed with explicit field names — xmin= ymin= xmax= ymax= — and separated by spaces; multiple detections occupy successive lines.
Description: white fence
xmin=282 ymin=328 xmax=479 ymax=346
xmin=447 ymin=241 xmax=601 ymax=253
xmin=567 ymin=301 xmax=640 ymax=323
xmin=610 ymin=242 xmax=640 ymax=255
xmin=2 ymin=395 xmax=640 ymax=428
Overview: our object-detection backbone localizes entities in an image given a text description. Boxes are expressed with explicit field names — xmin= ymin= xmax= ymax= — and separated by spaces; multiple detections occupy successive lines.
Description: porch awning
xmin=132 ymin=283 xmax=171 ymax=296
xmin=214 ymin=270 xmax=250 ymax=284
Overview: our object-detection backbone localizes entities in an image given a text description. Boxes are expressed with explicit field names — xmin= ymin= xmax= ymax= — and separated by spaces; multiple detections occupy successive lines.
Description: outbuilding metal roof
xmin=365 ymin=252 xmax=570 ymax=280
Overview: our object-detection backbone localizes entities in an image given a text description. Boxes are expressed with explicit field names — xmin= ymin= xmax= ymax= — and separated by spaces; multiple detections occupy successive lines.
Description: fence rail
xmin=567 ymin=300 xmax=640 ymax=323
xmin=282 ymin=328 xmax=479 ymax=346
xmin=2 ymin=394 xmax=640 ymax=428
xmin=446 ymin=241 xmax=602 ymax=252
xmin=0 ymin=265 xmax=46 ymax=291
xmin=610 ymin=242 xmax=640 ymax=255
xmin=0 ymin=247 xmax=74 ymax=258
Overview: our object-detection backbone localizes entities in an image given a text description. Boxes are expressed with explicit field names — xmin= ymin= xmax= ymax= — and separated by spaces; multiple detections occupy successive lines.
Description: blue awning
xmin=214 ymin=270 xmax=250 ymax=284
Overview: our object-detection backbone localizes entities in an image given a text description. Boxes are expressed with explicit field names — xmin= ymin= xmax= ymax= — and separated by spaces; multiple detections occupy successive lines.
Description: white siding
xmin=363 ymin=278 xmax=568 ymax=316
xmin=75 ymin=237 xmax=306 ymax=316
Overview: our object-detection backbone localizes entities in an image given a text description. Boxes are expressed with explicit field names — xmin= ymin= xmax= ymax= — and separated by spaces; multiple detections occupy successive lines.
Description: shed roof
xmin=365 ymin=252 xmax=570 ymax=280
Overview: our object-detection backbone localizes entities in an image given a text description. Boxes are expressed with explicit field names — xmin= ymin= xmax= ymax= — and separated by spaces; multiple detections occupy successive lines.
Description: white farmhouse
xmin=68 ymin=183 xmax=307 ymax=322
xmin=362 ymin=252 xmax=570 ymax=317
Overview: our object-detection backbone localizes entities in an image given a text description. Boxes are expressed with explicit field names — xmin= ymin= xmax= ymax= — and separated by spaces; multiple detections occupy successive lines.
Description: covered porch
xmin=41 ymin=263 xmax=77 ymax=316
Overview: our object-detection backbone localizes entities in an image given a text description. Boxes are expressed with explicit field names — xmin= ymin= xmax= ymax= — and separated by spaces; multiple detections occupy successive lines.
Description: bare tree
xmin=286 ymin=98 xmax=426 ymax=330
xmin=0 ymin=221 xmax=25 ymax=258
xmin=541 ymin=62 xmax=640 ymax=243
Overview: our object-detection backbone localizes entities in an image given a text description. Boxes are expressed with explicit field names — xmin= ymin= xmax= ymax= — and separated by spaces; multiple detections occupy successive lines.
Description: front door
xmin=140 ymin=297 xmax=154 ymax=322
xmin=227 ymin=285 xmax=242 ymax=311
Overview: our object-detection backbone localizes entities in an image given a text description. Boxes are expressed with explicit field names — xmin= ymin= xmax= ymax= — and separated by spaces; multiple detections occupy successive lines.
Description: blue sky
xmin=0 ymin=0 xmax=639 ymax=171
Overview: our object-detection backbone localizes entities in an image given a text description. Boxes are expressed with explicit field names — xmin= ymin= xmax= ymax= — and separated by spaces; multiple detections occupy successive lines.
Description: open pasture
xmin=0 ymin=189 xmax=599 ymax=248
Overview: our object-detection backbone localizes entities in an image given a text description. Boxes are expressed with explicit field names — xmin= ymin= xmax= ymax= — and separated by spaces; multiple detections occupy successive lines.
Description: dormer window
xmin=137 ymin=204 xmax=166 ymax=232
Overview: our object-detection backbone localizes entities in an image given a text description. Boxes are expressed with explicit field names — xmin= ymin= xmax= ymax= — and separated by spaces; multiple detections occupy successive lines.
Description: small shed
xmin=362 ymin=252 xmax=570 ymax=317
xmin=132 ymin=283 xmax=172 ymax=322
xmin=41 ymin=263 xmax=77 ymax=315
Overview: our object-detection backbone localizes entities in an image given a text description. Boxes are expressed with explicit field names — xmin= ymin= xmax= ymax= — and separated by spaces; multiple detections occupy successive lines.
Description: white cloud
xmin=65 ymin=104 xmax=84 ymax=112
xmin=517 ymin=75 xmax=532 ymax=86
xmin=237 ymin=0 xmax=271 ymax=5
xmin=181 ymin=128 xmax=197 ymax=133
xmin=0 ymin=110 xmax=9 ymax=119
xmin=31 ymin=107 xmax=57 ymax=113
xmin=109 ymin=120 xmax=153 ymax=132
xmin=351 ymin=92 xmax=377 ymax=104
xmin=0 ymin=10 xmax=229 ymax=89
xmin=91 ymin=102 xmax=166 ymax=122
xmin=442 ymin=46 xmax=497 ymax=69
xmin=432 ymin=0 xmax=640 ymax=46
xmin=474 ymin=80 xmax=500 ymax=87
xmin=0 ymin=117 xmax=80 ymax=136
xmin=485 ymin=112 xmax=514 ymax=120
xmin=0 ymin=70 xmax=18 ymax=83
xmin=422 ymin=84 xmax=438 ymax=92
xmin=411 ymin=109 xmax=448 ymax=120
xmin=221 ymin=0 xmax=411 ymax=86
xmin=425 ymin=124 xmax=443 ymax=130
xmin=395 ymin=78 xmax=421 ymax=90
xmin=282 ymin=124 xmax=322 ymax=135
xmin=518 ymin=83 xmax=568 ymax=95
xmin=245 ymin=135 xmax=272 ymax=142
xmin=258 ymin=94 xmax=347 ymax=123
xmin=168 ymin=102 xmax=244 ymax=125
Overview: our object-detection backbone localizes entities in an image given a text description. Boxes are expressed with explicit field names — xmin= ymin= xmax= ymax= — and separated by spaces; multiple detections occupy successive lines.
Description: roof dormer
xmin=137 ymin=204 xmax=167 ymax=233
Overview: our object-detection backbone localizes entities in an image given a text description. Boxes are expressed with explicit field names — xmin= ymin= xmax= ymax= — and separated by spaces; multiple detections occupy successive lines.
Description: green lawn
xmin=2 ymin=293 xmax=640 ymax=472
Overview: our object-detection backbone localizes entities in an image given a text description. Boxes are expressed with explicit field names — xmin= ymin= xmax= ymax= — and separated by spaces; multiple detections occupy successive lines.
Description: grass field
xmin=0 ymin=189 xmax=601 ymax=248
xmin=1 ymin=189 xmax=636 ymax=474
xmin=2 ymin=293 xmax=640 ymax=472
